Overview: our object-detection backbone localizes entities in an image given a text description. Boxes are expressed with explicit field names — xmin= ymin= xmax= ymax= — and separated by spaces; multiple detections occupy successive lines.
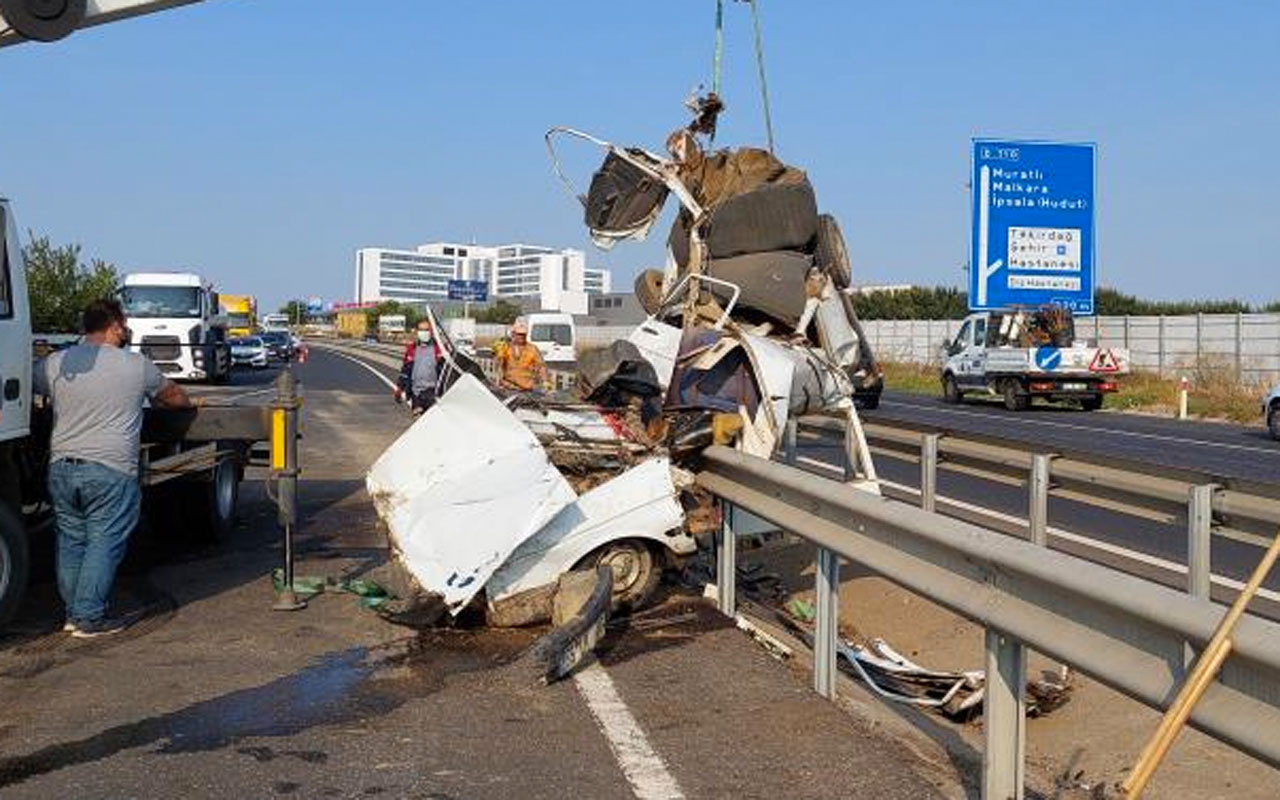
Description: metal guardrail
xmin=696 ymin=444 xmax=1280 ymax=799
xmin=796 ymin=414 xmax=1280 ymax=616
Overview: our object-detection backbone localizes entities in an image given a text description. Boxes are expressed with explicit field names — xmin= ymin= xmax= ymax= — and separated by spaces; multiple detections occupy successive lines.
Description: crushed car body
xmin=368 ymin=112 xmax=882 ymax=627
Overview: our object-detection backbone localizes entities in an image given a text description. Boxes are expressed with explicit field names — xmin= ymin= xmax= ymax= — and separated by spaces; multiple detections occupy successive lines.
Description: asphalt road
xmin=0 ymin=347 xmax=955 ymax=799
xmin=867 ymin=390 xmax=1280 ymax=484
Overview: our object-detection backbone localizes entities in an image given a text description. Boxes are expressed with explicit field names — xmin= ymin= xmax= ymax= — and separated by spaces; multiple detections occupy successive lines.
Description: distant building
xmin=851 ymin=283 xmax=916 ymax=295
xmin=354 ymin=241 xmax=610 ymax=315
xmin=583 ymin=292 xmax=647 ymax=326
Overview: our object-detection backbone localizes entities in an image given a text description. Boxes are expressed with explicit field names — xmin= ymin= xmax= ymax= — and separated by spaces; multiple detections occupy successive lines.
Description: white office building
xmin=355 ymin=241 xmax=609 ymax=315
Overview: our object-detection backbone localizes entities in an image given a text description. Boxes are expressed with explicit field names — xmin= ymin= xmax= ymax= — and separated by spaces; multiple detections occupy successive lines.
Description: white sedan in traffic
xmin=230 ymin=336 xmax=269 ymax=369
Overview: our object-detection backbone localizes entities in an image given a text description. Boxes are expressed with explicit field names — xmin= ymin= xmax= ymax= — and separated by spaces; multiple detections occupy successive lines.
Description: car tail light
xmin=1029 ymin=381 xmax=1055 ymax=392
xmin=1099 ymin=381 xmax=1118 ymax=392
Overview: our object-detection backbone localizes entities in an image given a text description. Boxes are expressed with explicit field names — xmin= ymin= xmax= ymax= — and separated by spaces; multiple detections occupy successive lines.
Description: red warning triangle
xmin=1090 ymin=348 xmax=1121 ymax=373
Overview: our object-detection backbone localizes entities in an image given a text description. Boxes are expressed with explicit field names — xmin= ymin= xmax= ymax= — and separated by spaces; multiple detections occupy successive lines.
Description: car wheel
xmin=813 ymin=214 xmax=852 ymax=289
xmin=634 ymin=269 xmax=665 ymax=316
xmin=855 ymin=391 xmax=880 ymax=411
xmin=0 ymin=501 xmax=31 ymax=629
xmin=1003 ymin=379 xmax=1030 ymax=411
xmin=942 ymin=374 xmax=961 ymax=404
xmin=586 ymin=540 xmax=661 ymax=611
xmin=1269 ymin=404 xmax=1280 ymax=441
xmin=1080 ymin=395 xmax=1104 ymax=412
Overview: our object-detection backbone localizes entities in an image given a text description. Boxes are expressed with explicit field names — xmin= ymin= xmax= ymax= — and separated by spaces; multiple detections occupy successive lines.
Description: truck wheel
xmin=942 ymin=374 xmax=962 ymax=404
xmin=1080 ymin=395 xmax=1104 ymax=412
xmin=181 ymin=451 xmax=239 ymax=544
xmin=0 ymin=501 xmax=31 ymax=628
xmin=813 ymin=214 xmax=852 ymax=289
xmin=1269 ymin=404 xmax=1280 ymax=441
xmin=584 ymin=540 xmax=661 ymax=611
xmin=1003 ymin=380 xmax=1030 ymax=411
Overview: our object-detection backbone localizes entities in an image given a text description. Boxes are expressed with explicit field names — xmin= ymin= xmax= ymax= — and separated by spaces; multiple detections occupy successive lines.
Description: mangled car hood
xmin=366 ymin=374 xmax=577 ymax=613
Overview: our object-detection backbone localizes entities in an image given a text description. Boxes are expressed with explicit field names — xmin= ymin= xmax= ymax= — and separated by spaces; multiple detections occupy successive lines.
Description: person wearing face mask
xmin=32 ymin=298 xmax=192 ymax=637
xmin=395 ymin=318 xmax=442 ymax=415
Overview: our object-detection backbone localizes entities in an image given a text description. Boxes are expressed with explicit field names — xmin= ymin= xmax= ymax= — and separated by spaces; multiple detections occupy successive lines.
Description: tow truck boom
xmin=0 ymin=0 xmax=202 ymax=48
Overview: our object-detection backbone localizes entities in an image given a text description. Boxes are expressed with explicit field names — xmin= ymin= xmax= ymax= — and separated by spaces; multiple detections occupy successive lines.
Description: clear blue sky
xmin=1 ymin=0 xmax=1276 ymax=312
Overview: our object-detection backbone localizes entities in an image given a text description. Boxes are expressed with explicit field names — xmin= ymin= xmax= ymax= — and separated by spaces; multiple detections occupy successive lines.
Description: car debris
xmin=368 ymin=108 xmax=882 ymax=635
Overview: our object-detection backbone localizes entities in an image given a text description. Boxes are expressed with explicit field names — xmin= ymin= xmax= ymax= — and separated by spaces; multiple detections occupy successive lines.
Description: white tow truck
xmin=120 ymin=271 xmax=231 ymax=383
xmin=941 ymin=308 xmax=1129 ymax=411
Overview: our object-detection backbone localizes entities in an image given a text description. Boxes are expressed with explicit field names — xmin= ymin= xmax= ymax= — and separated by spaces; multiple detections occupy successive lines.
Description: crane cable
xmin=710 ymin=0 xmax=777 ymax=154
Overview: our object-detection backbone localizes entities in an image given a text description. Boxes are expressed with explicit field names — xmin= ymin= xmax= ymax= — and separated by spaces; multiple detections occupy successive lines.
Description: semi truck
xmin=120 ymin=272 xmax=231 ymax=384
xmin=219 ymin=294 xmax=256 ymax=338
xmin=0 ymin=199 xmax=264 ymax=629
xmin=941 ymin=308 xmax=1129 ymax=411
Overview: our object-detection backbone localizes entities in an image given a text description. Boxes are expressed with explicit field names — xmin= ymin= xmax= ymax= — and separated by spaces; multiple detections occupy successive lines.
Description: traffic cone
xmin=298 ymin=345 xmax=308 ymax=365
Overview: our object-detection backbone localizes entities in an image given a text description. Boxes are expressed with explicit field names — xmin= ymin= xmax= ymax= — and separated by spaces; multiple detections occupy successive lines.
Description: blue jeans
xmin=48 ymin=460 xmax=141 ymax=624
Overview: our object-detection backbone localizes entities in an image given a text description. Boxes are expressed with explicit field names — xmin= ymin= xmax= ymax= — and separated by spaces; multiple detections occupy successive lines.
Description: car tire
xmin=0 ymin=500 xmax=31 ymax=629
xmin=813 ymin=214 xmax=852 ymax=289
xmin=942 ymin=374 xmax=961 ymax=404
xmin=855 ymin=391 xmax=881 ymax=411
xmin=1003 ymin=379 xmax=1030 ymax=411
xmin=634 ymin=269 xmax=665 ymax=316
xmin=585 ymin=539 xmax=661 ymax=611
xmin=1080 ymin=395 xmax=1104 ymax=412
xmin=1269 ymin=404 xmax=1280 ymax=441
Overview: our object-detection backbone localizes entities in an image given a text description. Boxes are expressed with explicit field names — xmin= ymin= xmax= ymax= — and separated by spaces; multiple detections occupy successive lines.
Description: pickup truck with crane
xmin=941 ymin=307 xmax=1129 ymax=411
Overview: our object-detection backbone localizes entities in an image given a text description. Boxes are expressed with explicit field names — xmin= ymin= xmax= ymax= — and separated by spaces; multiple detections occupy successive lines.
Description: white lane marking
xmin=574 ymin=664 xmax=685 ymax=800
xmin=794 ymin=454 xmax=1280 ymax=604
xmin=882 ymin=399 xmax=1278 ymax=458
xmin=314 ymin=347 xmax=399 ymax=392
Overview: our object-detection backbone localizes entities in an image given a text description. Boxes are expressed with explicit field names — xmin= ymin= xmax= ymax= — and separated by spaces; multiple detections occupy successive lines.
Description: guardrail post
xmin=1028 ymin=453 xmax=1052 ymax=546
xmin=716 ymin=503 xmax=737 ymax=617
xmin=983 ymin=628 xmax=1027 ymax=800
xmin=784 ymin=417 xmax=798 ymax=467
xmin=920 ymin=433 xmax=940 ymax=513
xmin=814 ymin=546 xmax=839 ymax=699
xmin=1188 ymin=484 xmax=1214 ymax=601
xmin=272 ymin=369 xmax=306 ymax=611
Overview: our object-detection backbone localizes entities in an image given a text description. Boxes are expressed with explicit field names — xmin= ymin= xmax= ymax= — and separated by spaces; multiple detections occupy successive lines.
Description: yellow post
xmin=271 ymin=408 xmax=286 ymax=470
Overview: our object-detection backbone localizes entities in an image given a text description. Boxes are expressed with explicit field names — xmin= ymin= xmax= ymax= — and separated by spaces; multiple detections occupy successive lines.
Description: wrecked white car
xmin=368 ymin=111 xmax=879 ymax=627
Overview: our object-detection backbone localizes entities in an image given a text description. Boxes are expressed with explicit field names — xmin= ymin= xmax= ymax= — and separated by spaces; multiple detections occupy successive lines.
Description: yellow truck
xmin=219 ymin=294 xmax=256 ymax=337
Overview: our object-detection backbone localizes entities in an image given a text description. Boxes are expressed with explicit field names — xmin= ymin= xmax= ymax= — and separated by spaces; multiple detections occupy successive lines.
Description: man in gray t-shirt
xmin=33 ymin=299 xmax=191 ymax=637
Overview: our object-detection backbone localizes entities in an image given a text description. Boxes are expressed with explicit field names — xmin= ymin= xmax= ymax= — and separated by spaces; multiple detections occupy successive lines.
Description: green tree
xmin=474 ymin=299 xmax=523 ymax=324
xmin=24 ymin=234 xmax=119 ymax=333
xmin=278 ymin=300 xmax=307 ymax=324
xmin=364 ymin=300 xmax=420 ymax=331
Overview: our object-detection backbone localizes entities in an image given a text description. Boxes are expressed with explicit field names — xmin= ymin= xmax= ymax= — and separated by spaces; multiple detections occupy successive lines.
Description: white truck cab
xmin=524 ymin=312 xmax=576 ymax=364
xmin=0 ymin=200 xmax=31 ymax=443
xmin=1264 ymin=383 xmax=1280 ymax=441
xmin=942 ymin=308 xmax=1129 ymax=411
xmin=119 ymin=272 xmax=230 ymax=383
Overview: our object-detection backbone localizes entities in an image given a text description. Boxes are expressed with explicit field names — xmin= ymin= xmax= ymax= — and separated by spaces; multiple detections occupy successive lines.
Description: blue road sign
xmin=447 ymin=279 xmax=489 ymax=302
xmin=306 ymin=296 xmax=324 ymax=314
xmin=1035 ymin=345 xmax=1062 ymax=372
xmin=970 ymin=139 xmax=1096 ymax=314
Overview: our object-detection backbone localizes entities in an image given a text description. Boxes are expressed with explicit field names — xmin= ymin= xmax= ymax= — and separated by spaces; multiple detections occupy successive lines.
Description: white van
xmin=523 ymin=312 xmax=576 ymax=364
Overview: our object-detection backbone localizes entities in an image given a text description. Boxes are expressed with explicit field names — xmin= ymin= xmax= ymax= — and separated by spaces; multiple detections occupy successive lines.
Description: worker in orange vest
xmin=495 ymin=318 xmax=547 ymax=391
